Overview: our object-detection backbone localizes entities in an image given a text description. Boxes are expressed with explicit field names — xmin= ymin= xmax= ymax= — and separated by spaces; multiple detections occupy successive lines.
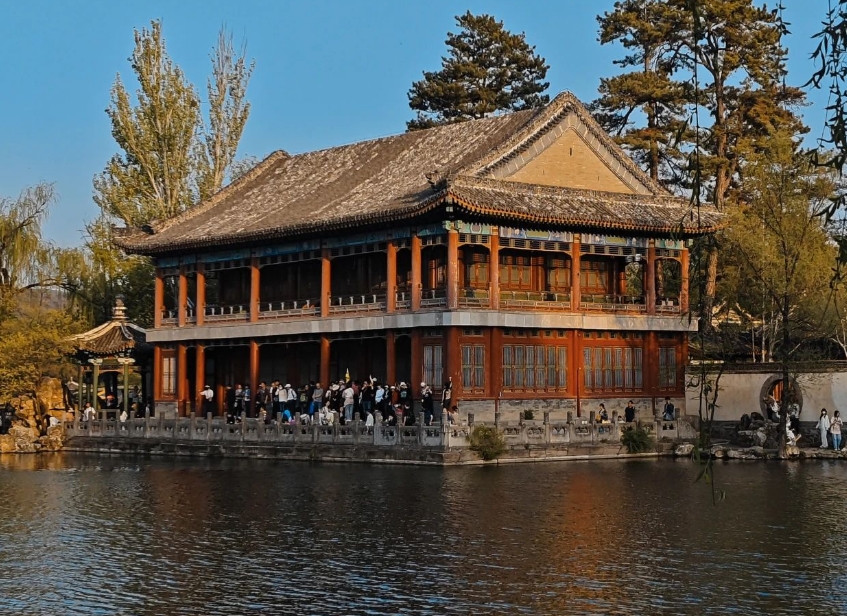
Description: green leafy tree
xmin=94 ymin=20 xmax=201 ymax=226
xmin=0 ymin=307 xmax=78 ymax=403
xmin=196 ymin=28 xmax=255 ymax=201
xmin=88 ymin=21 xmax=254 ymax=327
xmin=721 ymin=131 xmax=838 ymax=456
xmin=407 ymin=11 xmax=549 ymax=131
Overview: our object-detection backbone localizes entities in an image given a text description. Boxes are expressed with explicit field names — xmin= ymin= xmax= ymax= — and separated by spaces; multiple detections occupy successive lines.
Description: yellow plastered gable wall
xmin=505 ymin=127 xmax=637 ymax=194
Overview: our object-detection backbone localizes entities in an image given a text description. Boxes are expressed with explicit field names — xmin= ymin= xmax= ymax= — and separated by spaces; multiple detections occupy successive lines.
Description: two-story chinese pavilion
xmin=119 ymin=92 xmax=720 ymax=421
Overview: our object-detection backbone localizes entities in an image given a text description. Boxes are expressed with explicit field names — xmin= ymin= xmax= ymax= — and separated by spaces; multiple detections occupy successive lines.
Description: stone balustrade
xmin=64 ymin=413 xmax=684 ymax=450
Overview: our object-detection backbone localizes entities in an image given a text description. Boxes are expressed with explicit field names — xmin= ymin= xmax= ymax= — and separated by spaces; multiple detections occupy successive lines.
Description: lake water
xmin=1 ymin=454 xmax=846 ymax=615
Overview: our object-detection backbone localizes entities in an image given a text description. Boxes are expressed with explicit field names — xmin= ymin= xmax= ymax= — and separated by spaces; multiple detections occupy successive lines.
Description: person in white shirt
xmin=83 ymin=403 xmax=95 ymax=421
xmin=816 ymin=408 xmax=831 ymax=449
xmin=342 ymin=384 xmax=355 ymax=421
xmin=286 ymin=384 xmax=297 ymax=416
xmin=200 ymin=385 xmax=214 ymax=416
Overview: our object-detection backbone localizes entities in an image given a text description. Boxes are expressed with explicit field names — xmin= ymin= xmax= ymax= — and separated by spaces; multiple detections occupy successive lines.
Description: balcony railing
xmin=259 ymin=299 xmax=320 ymax=318
xmin=656 ymin=298 xmax=682 ymax=314
xmin=458 ymin=288 xmax=490 ymax=308
xmin=160 ymin=290 xmax=682 ymax=328
xmin=420 ymin=288 xmax=447 ymax=308
xmin=500 ymin=290 xmax=571 ymax=310
xmin=204 ymin=304 xmax=250 ymax=322
xmin=395 ymin=290 xmax=412 ymax=310
xmin=328 ymin=294 xmax=387 ymax=314
xmin=580 ymin=294 xmax=647 ymax=312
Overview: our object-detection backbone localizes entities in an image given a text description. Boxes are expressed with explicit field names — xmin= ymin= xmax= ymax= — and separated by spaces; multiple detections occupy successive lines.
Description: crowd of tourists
xmin=199 ymin=377 xmax=458 ymax=427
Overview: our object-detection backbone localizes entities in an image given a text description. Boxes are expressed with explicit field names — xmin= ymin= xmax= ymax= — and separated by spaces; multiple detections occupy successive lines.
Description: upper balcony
xmin=154 ymin=228 xmax=688 ymax=329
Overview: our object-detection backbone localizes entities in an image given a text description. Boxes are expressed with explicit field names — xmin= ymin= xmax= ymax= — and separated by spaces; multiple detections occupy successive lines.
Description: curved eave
xmin=447 ymin=193 xmax=723 ymax=236
xmin=119 ymin=192 xmax=448 ymax=257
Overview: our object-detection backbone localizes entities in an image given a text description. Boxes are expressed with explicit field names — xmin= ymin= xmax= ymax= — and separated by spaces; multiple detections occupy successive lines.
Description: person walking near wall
xmin=831 ymin=411 xmax=843 ymax=451
xmin=816 ymin=409 xmax=831 ymax=449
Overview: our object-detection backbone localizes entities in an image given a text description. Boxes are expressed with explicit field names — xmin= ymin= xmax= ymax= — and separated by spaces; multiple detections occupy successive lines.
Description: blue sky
xmin=0 ymin=0 xmax=833 ymax=246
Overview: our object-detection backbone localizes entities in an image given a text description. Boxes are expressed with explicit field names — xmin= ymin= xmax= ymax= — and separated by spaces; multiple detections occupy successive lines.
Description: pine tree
xmin=407 ymin=11 xmax=549 ymax=131
xmin=592 ymin=0 xmax=692 ymax=185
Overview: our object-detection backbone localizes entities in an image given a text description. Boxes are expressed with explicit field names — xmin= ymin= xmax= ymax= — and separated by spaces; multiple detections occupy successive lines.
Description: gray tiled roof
xmin=119 ymin=92 xmax=720 ymax=255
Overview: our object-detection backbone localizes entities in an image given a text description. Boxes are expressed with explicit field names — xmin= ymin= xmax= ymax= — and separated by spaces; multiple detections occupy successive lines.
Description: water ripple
xmin=1 ymin=455 xmax=846 ymax=615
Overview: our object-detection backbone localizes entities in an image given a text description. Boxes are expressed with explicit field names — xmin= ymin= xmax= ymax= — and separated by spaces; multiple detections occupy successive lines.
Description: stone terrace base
xmin=61 ymin=414 xmax=695 ymax=466
xmin=62 ymin=437 xmax=676 ymax=465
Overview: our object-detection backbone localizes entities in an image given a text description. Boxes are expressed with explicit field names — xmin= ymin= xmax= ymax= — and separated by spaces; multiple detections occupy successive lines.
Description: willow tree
xmin=407 ymin=11 xmax=549 ymax=130
xmin=0 ymin=184 xmax=84 ymax=403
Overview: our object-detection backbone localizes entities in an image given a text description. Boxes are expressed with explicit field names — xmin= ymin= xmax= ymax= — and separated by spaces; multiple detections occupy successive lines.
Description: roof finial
xmin=113 ymin=296 xmax=127 ymax=321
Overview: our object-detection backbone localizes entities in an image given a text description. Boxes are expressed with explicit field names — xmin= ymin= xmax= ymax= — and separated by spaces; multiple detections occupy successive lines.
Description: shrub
xmin=469 ymin=424 xmax=507 ymax=461
xmin=621 ymin=426 xmax=654 ymax=454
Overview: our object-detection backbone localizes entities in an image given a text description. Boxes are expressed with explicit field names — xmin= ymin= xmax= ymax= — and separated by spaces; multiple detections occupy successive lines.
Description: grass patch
xmin=621 ymin=426 xmax=655 ymax=454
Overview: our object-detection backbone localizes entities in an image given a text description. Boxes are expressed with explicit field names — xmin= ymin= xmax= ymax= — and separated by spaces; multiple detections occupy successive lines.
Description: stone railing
xmin=580 ymin=294 xmax=646 ymax=312
xmin=65 ymin=413 xmax=684 ymax=450
xmin=259 ymin=299 xmax=320 ymax=318
xmin=420 ymin=288 xmax=447 ymax=308
xmin=328 ymin=294 xmax=387 ymax=314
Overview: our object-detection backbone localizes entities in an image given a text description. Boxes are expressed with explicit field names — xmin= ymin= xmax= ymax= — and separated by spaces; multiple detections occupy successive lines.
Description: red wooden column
xmin=646 ymin=240 xmax=657 ymax=315
xmin=177 ymin=267 xmax=188 ymax=327
xmin=386 ymin=240 xmax=397 ymax=313
xmin=446 ymin=228 xmax=459 ymax=310
xmin=177 ymin=343 xmax=187 ymax=415
xmin=411 ymin=235 xmax=422 ymax=311
xmin=250 ymin=257 xmax=260 ymax=323
xmin=154 ymin=269 xmax=164 ymax=328
xmin=569 ymin=331 xmax=581 ymax=416
xmin=249 ymin=340 xmax=260 ymax=416
xmin=386 ymin=331 xmax=396 ymax=385
xmin=321 ymin=248 xmax=331 ymax=318
xmin=216 ymin=383 xmax=225 ymax=416
xmin=153 ymin=345 xmax=163 ymax=400
xmin=646 ymin=331 xmax=658 ymax=401
xmin=680 ymin=248 xmax=690 ymax=312
xmin=196 ymin=263 xmax=206 ymax=326
xmin=195 ymin=344 xmax=205 ymax=414
xmin=411 ymin=329 xmax=423 ymax=396
xmin=320 ymin=335 xmax=330 ymax=389
xmin=489 ymin=231 xmax=500 ymax=310
xmin=489 ymin=327 xmax=503 ymax=398
xmin=444 ymin=327 xmax=462 ymax=401
xmin=570 ymin=235 xmax=581 ymax=312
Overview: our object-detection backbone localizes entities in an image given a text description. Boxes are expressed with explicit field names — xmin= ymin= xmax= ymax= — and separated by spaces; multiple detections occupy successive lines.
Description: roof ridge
xmin=452 ymin=175 xmax=691 ymax=205
xmin=456 ymin=91 xmax=666 ymax=196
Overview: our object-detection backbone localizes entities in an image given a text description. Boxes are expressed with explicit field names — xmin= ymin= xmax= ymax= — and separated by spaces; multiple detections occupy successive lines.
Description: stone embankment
xmin=672 ymin=442 xmax=846 ymax=461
